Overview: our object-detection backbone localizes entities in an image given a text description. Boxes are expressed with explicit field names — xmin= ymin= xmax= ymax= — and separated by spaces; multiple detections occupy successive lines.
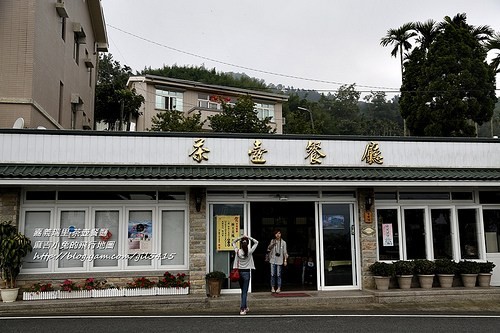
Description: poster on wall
xmin=128 ymin=220 xmax=152 ymax=254
xmin=382 ymin=223 xmax=393 ymax=246
xmin=322 ymin=215 xmax=345 ymax=230
xmin=216 ymin=215 xmax=240 ymax=251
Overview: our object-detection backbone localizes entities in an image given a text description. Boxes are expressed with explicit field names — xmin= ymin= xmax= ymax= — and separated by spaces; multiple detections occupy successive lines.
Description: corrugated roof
xmin=0 ymin=164 xmax=499 ymax=181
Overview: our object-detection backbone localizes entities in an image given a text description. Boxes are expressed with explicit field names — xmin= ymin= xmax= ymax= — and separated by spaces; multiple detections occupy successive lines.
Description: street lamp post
xmin=297 ymin=107 xmax=315 ymax=132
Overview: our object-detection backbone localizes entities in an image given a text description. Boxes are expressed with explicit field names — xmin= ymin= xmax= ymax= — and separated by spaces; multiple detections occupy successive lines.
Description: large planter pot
xmin=373 ymin=276 xmax=390 ymax=290
xmin=437 ymin=274 xmax=455 ymax=288
xmin=207 ymin=278 xmax=223 ymax=297
xmin=478 ymin=273 xmax=492 ymax=287
xmin=417 ymin=274 xmax=434 ymax=289
xmin=23 ymin=290 xmax=58 ymax=301
xmin=1 ymin=288 xmax=20 ymax=302
xmin=461 ymin=273 xmax=478 ymax=288
xmin=396 ymin=275 xmax=413 ymax=289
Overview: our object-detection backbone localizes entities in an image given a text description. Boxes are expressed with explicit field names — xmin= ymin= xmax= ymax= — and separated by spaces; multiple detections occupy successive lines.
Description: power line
xmin=107 ymin=24 xmax=399 ymax=91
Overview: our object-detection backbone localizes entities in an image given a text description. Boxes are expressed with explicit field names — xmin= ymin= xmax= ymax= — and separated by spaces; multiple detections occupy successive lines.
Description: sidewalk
xmin=2 ymin=287 xmax=500 ymax=316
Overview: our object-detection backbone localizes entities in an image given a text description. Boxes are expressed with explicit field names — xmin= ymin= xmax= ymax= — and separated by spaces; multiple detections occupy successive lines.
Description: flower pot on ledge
xmin=1 ymin=288 xmax=20 ymax=302
xmin=437 ymin=274 xmax=455 ymax=288
xmin=396 ymin=275 xmax=413 ymax=289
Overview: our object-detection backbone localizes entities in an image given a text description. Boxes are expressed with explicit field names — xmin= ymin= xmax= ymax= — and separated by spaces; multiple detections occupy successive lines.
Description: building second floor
xmin=127 ymin=75 xmax=289 ymax=133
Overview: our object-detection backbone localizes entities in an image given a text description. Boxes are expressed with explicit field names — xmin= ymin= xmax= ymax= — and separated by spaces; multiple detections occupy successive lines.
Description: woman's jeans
xmin=239 ymin=270 xmax=250 ymax=310
xmin=270 ymin=263 xmax=283 ymax=288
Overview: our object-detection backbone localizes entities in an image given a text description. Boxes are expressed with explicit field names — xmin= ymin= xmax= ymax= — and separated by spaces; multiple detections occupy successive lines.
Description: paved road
xmin=1 ymin=313 xmax=500 ymax=333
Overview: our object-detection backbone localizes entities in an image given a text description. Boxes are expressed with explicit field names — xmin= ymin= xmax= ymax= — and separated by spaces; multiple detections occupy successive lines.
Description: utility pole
xmin=297 ymin=107 xmax=315 ymax=132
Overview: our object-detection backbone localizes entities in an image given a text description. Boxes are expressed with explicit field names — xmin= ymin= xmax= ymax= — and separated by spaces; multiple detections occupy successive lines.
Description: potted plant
xmin=457 ymin=260 xmax=480 ymax=287
xmin=368 ymin=262 xmax=394 ymax=290
xmin=206 ymin=271 xmax=226 ymax=297
xmin=434 ymin=258 xmax=457 ymax=288
xmin=124 ymin=277 xmax=157 ymax=296
xmin=157 ymin=271 xmax=190 ymax=295
xmin=22 ymin=282 xmax=58 ymax=301
xmin=393 ymin=260 xmax=415 ymax=289
xmin=0 ymin=221 xmax=33 ymax=302
xmin=413 ymin=259 xmax=436 ymax=289
xmin=477 ymin=261 xmax=496 ymax=287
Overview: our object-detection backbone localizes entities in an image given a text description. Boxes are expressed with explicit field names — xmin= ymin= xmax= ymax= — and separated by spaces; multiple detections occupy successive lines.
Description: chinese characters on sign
xmin=248 ymin=140 xmax=267 ymax=164
xmin=189 ymin=138 xmax=210 ymax=163
xmin=382 ymin=223 xmax=393 ymax=246
xmin=216 ymin=215 xmax=240 ymax=251
xmin=305 ymin=141 xmax=326 ymax=164
xmin=362 ymin=141 xmax=383 ymax=165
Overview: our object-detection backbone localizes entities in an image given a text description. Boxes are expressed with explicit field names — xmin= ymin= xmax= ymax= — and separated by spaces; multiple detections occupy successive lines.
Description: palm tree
xmin=380 ymin=22 xmax=416 ymax=136
xmin=380 ymin=22 xmax=416 ymax=79
xmin=413 ymin=19 xmax=438 ymax=51
xmin=439 ymin=13 xmax=493 ymax=42
xmin=486 ymin=32 xmax=500 ymax=73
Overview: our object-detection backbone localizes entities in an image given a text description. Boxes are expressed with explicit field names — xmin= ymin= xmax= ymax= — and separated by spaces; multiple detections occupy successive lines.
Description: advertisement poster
xmin=216 ymin=215 xmax=240 ymax=251
xmin=128 ymin=220 xmax=152 ymax=254
xmin=382 ymin=223 xmax=394 ymax=247
xmin=322 ymin=215 xmax=345 ymax=230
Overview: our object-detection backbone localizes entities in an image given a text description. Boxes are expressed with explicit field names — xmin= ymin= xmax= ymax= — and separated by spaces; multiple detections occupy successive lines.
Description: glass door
xmin=319 ymin=203 xmax=357 ymax=288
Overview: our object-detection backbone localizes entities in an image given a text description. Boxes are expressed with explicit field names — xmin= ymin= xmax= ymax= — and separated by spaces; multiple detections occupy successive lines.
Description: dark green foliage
xmin=393 ymin=260 xmax=415 ymax=275
xmin=0 ymin=221 xmax=32 ymax=288
xmin=478 ymin=261 xmax=496 ymax=274
xmin=369 ymin=262 xmax=395 ymax=277
xmin=434 ymin=258 xmax=458 ymax=275
xmin=205 ymin=271 xmax=226 ymax=280
xmin=413 ymin=259 xmax=436 ymax=275
xmin=150 ymin=111 xmax=205 ymax=132
xmin=95 ymin=54 xmax=145 ymax=130
xmin=457 ymin=260 xmax=480 ymax=274
xmin=209 ymin=95 xmax=275 ymax=133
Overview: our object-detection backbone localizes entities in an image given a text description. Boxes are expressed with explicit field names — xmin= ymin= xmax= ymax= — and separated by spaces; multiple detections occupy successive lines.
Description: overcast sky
xmin=101 ymin=0 xmax=500 ymax=97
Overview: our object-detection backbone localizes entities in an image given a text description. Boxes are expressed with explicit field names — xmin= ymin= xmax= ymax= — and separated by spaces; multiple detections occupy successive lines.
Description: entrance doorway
xmin=251 ymin=202 xmax=316 ymax=292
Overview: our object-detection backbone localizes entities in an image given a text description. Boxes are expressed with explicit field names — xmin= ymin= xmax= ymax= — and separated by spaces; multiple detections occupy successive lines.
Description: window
xmin=403 ymin=208 xmax=426 ymax=259
xmin=198 ymin=93 xmax=221 ymax=109
xmin=73 ymin=33 xmax=80 ymax=64
xmin=431 ymin=208 xmax=453 ymax=259
xmin=155 ymin=89 xmax=183 ymax=111
xmin=254 ymin=102 xmax=275 ymax=121
xmin=457 ymin=208 xmax=479 ymax=259
xmin=376 ymin=209 xmax=400 ymax=260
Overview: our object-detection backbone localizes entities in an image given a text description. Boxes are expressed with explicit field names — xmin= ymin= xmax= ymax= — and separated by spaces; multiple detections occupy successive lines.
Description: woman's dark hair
xmin=240 ymin=237 xmax=249 ymax=256
xmin=273 ymin=229 xmax=281 ymax=237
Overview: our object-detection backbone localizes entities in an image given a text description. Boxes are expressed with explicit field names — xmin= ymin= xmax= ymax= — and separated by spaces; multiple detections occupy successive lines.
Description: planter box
xmin=156 ymin=287 xmax=189 ymax=295
xmin=23 ymin=291 xmax=58 ymax=301
xmin=91 ymin=289 xmax=124 ymax=298
xmin=58 ymin=290 xmax=92 ymax=299
xmin=123 ymin=287 xmax=157 ymax=297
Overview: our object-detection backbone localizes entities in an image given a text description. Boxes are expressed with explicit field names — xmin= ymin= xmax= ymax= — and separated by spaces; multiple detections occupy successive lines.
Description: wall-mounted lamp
xmin=278 ymin=194 xmax=288 ymax=201
xmin=365 ymin=196 xmax=373 ymax=211
xmin=194 ymin=190 xmax=203 ymax=212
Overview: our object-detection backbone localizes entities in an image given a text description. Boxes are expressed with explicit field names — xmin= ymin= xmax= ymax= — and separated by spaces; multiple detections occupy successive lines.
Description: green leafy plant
xmin=81 ymin=278 xmax=108 ymax=290
xmin=25 ymin=282 xmax=55 ymax=293
xmin=434 ymin=259 xmax=458 ymax=275
xmin=205 ymin=271 xmax=226 ymax=280
xmin=60 ymin=279 xmax=81 ymax=292
xmin=457 ymin=260 xmax=480 ymax=274
xmin=478 ymin=261 xmax=496 ymax=274
xmin=393 ymin=260 xmax=415 ymax=276
xmin=0 ymin=221 xmax=33 ymax=289
xmin=413 ymin=259 xmax=436 ymax=275
xmin=158 ymin=271 xmax=190 ymax=288
xmin=368 ymin=262 xmax=395 ymax=277
xmin=126 ymin=277 xmax=156 ymax=289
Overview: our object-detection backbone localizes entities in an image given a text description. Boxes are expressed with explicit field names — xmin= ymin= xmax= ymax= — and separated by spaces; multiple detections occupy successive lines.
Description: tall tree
xmin=380 ymin=23 xmax=416 ymax=79
xmin=400 ymin=13 xmax=497 ymax=136
xmin=486 ymin=32 xmax=500 ymax=73
xmin=95 ymin=54 xmax=144 ymax=130
xmin=149 ymin=111 xmax=205 ymax=132
xmin=209 ymin=95 xmax=275 ymax=133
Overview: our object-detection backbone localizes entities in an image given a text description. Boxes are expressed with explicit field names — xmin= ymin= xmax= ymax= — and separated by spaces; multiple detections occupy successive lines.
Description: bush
xmin=413 ymin=259 xmax=436 ymax=275
xmin=434 ymin=259 xmax=458 ymax=275
xmin=60 ymin=279 xmax=81 ymax=291
xmin=158 ymin=271 xmax=190 ymax=288
xmin=126 ymin=277 xmax=156 ymax=289
xmin=393 ymin=260 xmax=415 ymax=276
xmin=478 ymin=261 xmax=496 ymax=274
xmin=205 ymin=271 xmax=226 ymax=280
xmin=457 ymin=260 xmax=480 ymax=274
xmin=25 ymin=282 xmax=55 ymax=293
xmin=369 ymin=262 xmax=395 ymax=277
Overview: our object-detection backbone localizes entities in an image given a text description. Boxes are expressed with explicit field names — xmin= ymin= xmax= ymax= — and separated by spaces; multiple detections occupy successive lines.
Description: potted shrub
xmin=434 ymin=258 xmax=457 ymax=288
xmin=0 ymin=221 xmax=33 ymax=302
xmin=206 ymin=271 xmax=226 ymax=297
xmin=368 ymin=262 xmax=394 ymax=290
xmin=413 ymin=259 xmax=436 ymax=289
xmin=478 ymin=261 xmax=496 ymax=287
xmin=157 ymin=271 xmax=190 ymax=295
xmin=393 ymin=260 xmax=415 ymax=289
xmin=457 ymin=260 xmax=480 ymax=287
xmin=124 ymin=277 xmax=157 ymax=296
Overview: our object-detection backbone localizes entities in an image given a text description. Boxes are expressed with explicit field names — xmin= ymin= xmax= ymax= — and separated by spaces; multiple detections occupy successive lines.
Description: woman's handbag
xmin=230 ymin=268 xmax=240 ymax=282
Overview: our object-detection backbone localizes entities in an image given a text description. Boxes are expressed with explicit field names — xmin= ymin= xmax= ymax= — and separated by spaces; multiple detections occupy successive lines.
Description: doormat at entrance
xmin=272 ymin=292 xmax=310 ymax=297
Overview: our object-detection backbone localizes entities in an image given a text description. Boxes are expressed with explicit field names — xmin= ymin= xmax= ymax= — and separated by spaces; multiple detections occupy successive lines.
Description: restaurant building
xmin=1 ymin=129 xmax=499 ymax=294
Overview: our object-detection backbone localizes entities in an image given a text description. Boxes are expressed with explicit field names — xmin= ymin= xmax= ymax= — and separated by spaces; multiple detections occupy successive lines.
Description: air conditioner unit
xmin=71 ymin=93 xmax=82 ymax=104
xmin=73 ymin=23 xmax=86 ymax=38
xmin=55 ymin=2 xmax=69 ymax=18
xmin=83 ymin=58 xmax=94 ymax=68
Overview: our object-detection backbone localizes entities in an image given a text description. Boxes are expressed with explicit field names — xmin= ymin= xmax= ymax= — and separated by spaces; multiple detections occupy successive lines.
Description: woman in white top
xmin=232 ymin=235 xmax=258 ymax=315
xmin=267 ymin=229 xmax=288 ymax=293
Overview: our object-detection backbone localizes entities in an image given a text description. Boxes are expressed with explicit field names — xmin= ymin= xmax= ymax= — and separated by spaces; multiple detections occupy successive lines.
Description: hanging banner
xmin=382 ymin=223 xmax=393 ymax=247
xmin=216 ymin=215 xmax=240 ymax=251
